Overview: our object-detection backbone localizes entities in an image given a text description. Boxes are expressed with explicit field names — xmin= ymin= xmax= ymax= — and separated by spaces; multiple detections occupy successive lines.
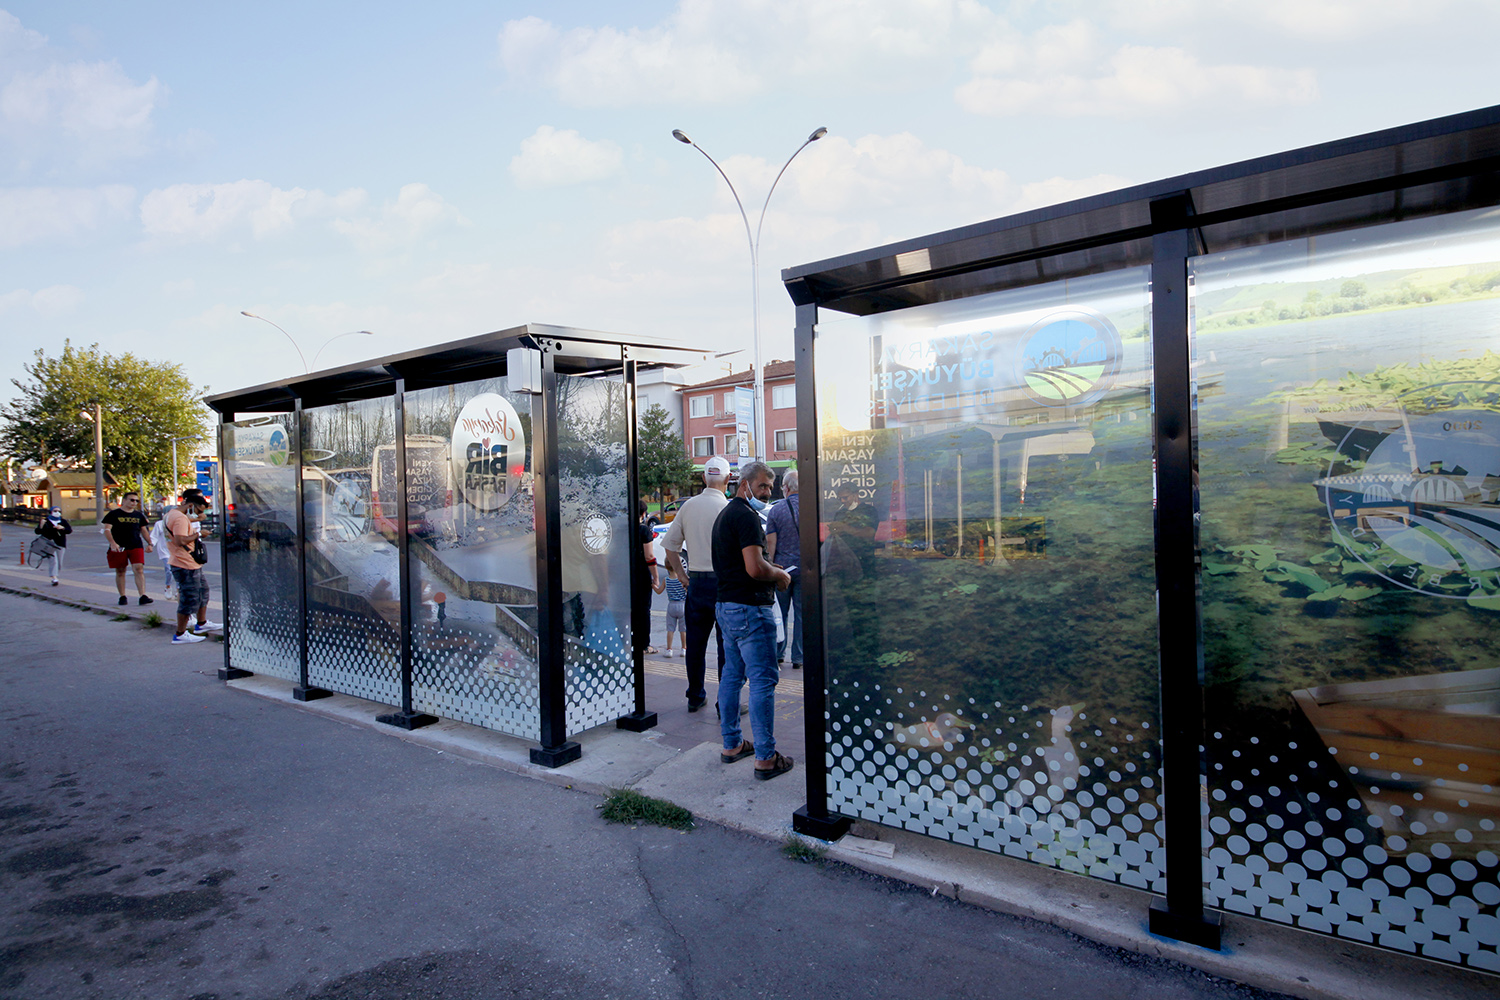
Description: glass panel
xmin=555 ymin=373 xmax=635 ymax=734
xmin=815 ymin=268 xmax=1162 ymax=888
xmin=403 ymin=379 xmax=540 ymax=740
xmin=222 ymin=416 xmax=299 ymax=681
xmin=301 ymin=398 xmax=401 ymax=704
xmin=1194 ymin=207 xmax=1500 ymax=973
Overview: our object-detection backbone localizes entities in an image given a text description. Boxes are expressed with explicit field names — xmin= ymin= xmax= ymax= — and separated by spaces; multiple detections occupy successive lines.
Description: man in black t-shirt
xmin=101 ymin=492 xmax=155 ymax=607
xmin=710 ymin=461 xmax=793 ymax=781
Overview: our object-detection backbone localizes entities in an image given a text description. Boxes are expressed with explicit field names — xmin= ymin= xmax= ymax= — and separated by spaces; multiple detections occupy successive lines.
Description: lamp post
xmin=672 ymin=126 xmax=828 ymax=462
xmin=240 ymin=311 xmax=375 ymax=374
xmin=168 ymin=434 xmax=196 ymax=505
xmin=80 ymin=404 xmax=104 ymax=521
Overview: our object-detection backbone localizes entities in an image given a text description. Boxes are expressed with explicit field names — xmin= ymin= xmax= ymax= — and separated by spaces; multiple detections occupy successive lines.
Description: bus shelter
xmin=206 ymin=325 xmax=708 ymax=767
xmin=784 ymin=105 xmax=1500 ymax=973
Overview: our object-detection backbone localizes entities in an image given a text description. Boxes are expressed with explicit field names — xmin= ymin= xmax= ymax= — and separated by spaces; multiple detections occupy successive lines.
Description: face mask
xmin=746 ymin=494 xmax=767 ymax=511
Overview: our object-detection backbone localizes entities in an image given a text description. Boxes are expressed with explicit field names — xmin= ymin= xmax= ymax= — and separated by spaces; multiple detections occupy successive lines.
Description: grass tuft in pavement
xmin=142 ymin=611 xmax=163 ymax=628
xmin=781 ymin=834 xmax=827 ymax=863
xmin=111 ymin=613 xmax=130 ymax=622
xmin=599 ymin=788 xmax=694 ymax=831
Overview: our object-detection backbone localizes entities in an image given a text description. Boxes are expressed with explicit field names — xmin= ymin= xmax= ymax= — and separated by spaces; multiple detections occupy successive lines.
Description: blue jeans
xmin=775 ymin=572 xmax=802 ymax=665
xmin=715 ymin=602 xmax=780 ymax=761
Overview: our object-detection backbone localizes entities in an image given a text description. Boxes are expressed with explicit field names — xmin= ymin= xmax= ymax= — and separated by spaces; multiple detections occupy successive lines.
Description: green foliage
xmin=1339 ymin=279 xmax=1367 ymax=299
xmin=111 ymin=613 xmax=130 ymax=622
xmin=0 ymin=341 xmax=212 ymax=489
xmin=781 ymin=833 xmax=827 ymax=863
xmin=141 ymin=610 xmax=163 ymax=628
xmin=598 ymin=788 xmax=694 ymax=830
xmin=637 ymin=403 xmax=695 ymax=500
xmin=1257 ymin=352 xmax=1500 ymax=415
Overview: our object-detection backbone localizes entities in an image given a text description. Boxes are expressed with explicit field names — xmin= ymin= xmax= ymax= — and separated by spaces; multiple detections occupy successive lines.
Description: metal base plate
xmin=375 ymin=711 xmax=438 ymax=731
xmin=1148 ymin=898 xmax=1223 ymax=950
xmin=218 ymin=667 xmax=253 ymax=681
xmin=293 ymin=686 xmax=332 ymax=702
xmin=616 ymin=711 xmax=658 ymax=732
xmin=792 ymin=805 xmax=852 ymax=841
xmin=530 ymin=742 xmax=581 ymax=768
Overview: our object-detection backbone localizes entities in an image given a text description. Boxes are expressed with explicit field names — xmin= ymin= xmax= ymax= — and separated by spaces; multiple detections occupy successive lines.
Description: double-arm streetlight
xmin=240 ymin=311 xmax=374 ymax=374
xmin=672 ymin=126 xmax=828 ymax=462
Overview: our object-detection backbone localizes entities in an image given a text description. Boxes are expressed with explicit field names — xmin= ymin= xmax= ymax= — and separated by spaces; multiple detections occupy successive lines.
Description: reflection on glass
xmin=223 ymin=416 xmax=300 ymax=681
xmin=403 ymin=380 xmax=541 ymax=739
xmin=556 ymin=374 xmax=634 ymax=732
xmin=816 ymin=269 xmax=1162 ymax=887
xmin=1195 ymin=207 xmax=1500 ymax=972
xmin=302 ymin=398 xmax=401 ymax=704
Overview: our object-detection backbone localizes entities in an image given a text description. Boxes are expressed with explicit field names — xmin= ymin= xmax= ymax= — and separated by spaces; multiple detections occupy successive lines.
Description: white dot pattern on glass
xmin=564 ymin=634 xmax=634 ymax=734
xmin=411 ymin=615 xmax=541 ymax=740
xmin=827 ymin=682 xmax=1165 ymax=892
xmin=1204 ymin=730 xmax=1500 ymax=972
xmin=307 ymin=608 xmax=401 ymax=706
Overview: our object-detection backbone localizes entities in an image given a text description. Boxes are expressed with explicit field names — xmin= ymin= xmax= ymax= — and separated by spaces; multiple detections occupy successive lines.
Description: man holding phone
xmin=165 ymin=489 xmax=220 ymax=644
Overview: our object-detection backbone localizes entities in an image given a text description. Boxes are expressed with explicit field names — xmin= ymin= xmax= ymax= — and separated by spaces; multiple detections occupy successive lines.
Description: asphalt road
xmin=0 ymin=591 xmax=1291 ymax=1000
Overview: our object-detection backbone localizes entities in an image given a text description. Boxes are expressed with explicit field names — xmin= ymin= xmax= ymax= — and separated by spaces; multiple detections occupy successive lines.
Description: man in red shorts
xmin=102 ymin=492 xmax=154 ymax=607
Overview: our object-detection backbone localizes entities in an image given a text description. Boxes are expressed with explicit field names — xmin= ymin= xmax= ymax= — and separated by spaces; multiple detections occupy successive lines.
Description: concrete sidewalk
xmin=0 ymin=579 xmax=1483 ymax=1000
xmin=221 ymin=648 xmax=1481 ymax=1000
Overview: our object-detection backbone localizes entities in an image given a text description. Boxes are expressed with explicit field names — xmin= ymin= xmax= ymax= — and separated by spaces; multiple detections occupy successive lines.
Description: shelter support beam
xmin=290 ymin=397 xmax=331 ymax=702
xmin=619 ymin=355 xmax=658 ymax=733
xmin=1148 ymin=193 xmax=1221 ymax=951
xmin=216 ymin=412 xmax=252 ymax=681
xmin=790 ymin=300 xmax=852 ymax=842
xmin=377 ymin=378 xmax=435 ymax=729
xmin=532 ymin=348 xmax=581 ymax=767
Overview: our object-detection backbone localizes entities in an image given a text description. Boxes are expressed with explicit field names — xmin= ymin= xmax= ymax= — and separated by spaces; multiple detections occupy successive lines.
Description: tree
xmin=0 ymin=341 xmax=213 ymax=494
xmin=637 ymin=403 xmax=694 ymax=501
xmin=1340 ymin=280 xmax=1367 ymax=299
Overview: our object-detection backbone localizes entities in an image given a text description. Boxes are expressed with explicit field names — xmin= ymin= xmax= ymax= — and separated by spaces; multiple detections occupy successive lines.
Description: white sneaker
xmin=172 ymin=631 xmax=206 ymax=644
xmin=192 ymin=620 xmax=223 ymax=633
xmin=664 ymin=649 xmax=674 ymax=657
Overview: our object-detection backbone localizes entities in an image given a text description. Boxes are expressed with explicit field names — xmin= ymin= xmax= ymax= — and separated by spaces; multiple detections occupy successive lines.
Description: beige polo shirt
xmin=661 ymin=488 xmax=727 ymax=572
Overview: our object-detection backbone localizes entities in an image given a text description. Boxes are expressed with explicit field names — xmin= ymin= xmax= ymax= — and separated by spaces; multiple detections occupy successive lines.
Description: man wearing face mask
xmin=711 ymin=461 xmax=793 ymax=780
xmin=33 ymin=507 xmax=72 ymax=586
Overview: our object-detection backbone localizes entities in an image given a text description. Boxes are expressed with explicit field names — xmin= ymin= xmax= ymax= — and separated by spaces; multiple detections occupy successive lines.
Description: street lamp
xmin=79 ymin=404 xmax=104 ymax=522
xmin=311 ymin=330 xmax=374 ymax=370
xmin=241 ymin=312 xmax=375 ymax=373
xmin=672 ymin=126 xmax=828 ymax=462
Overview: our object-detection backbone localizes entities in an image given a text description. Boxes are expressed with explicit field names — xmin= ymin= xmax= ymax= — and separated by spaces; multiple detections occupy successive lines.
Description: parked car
xmin=646 ymin=498 xmax=685 ymax=528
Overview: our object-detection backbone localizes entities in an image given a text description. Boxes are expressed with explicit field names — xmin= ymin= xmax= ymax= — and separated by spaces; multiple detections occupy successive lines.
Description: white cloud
xmin=331 ymin=183 xmax=468 ymax=252
xmin=957 ymin=20 xmax=1317 ymax=117
xmin=0 ymin=12 xmax=162 ymax=163
xmin=510 ymin=126 xmax=624 ymax=188
xmin=139 ymin=180 xmax=354 ymax=241
xmin=0 ymin=283 xmax=83 ymax=318
xmin=497 ymin=0 xmax=1005 ymax=107
xmin=0 ymin=184 xmax=135 ymax=249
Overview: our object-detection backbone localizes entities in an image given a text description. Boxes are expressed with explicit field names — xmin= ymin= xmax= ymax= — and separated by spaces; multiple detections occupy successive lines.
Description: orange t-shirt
xmin=164 ymin=508 xmax=201 ymax=570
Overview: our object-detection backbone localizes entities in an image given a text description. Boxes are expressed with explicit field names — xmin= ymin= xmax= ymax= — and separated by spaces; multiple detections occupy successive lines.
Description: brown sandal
xmin=721 ymin=741 xmax=754 ymax=763
xmin=753 ymin=753 xmax=794 ymax=781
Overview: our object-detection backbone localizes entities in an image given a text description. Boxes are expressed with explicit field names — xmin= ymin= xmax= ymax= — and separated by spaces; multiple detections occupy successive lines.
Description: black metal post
xmin=532 ymin=345 xmax=581 ymax=766
xmin=788 ymin=299 xmax=851 ymax=842
xmin=291 ymin=399 xmax=330 ymax=702
xmin=217 ymin=412 xmax=252 ymax=681
xmin=1147 ymin=193 xmax=1221 ymax=949
xmin=378 ymin=378 xmax=435 ymax=729
xmin=618 ymin=352 xmax=658 ymax=732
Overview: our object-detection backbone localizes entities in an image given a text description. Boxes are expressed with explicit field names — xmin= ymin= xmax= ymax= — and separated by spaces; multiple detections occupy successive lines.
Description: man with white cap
xmin=662 ymin=456 xmax=730 ymax=711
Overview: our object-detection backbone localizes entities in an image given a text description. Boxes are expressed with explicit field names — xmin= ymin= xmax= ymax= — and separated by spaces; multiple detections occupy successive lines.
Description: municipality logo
xmin=266 ymin=427 xmax=289 ymax=466
xmin=1018 ymin=308 xmax=1121 ymax=407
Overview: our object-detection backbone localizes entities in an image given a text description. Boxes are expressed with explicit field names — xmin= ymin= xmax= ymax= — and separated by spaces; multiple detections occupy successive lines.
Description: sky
xmin=1 ymin=0 xmax=1498 ymax=410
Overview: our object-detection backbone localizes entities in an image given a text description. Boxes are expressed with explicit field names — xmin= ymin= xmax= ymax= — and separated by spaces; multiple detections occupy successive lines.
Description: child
xmin=662 ymin=549 xmax=688 ymax=656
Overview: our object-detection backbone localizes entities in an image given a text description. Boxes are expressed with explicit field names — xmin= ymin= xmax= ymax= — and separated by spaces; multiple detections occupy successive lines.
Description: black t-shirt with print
xmin=711 ymin=497 xmax=773 ymax=606
xmin=102 ymin=508 xmax=150 ymax=549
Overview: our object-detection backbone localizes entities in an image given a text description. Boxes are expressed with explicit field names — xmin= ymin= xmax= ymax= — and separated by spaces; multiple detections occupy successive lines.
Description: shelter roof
xmin=783 ymin=104 xmax=1500 ymax=315
xmin=205 ymin=323 xmax=711 ymax=414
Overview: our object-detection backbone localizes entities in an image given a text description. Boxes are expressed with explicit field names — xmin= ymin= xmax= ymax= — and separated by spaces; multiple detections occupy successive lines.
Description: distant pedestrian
xmin=711 ymin=460 xmax=793 ymax=781
xmin=764 ymin=469 xmax=802 ymax=669
xmin=102 ymin=492 xmax=155 ymax=607
xmin=637 ymin=500 xmax=665 ymax=655
xmin=165 ymin=489 xmax=220 ymax=644
xmin=33 ymin=507 xmax=71 ymax=586
xmin=662 ymin=551 xmax=687 ymax=657
xmin=663 ymin=456 xmax=731 ymax=711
